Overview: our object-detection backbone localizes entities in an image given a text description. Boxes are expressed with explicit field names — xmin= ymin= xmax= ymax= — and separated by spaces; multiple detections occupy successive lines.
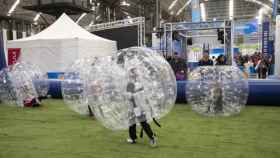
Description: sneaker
xmin=127 ymin=138 xmax=136 ymax=144
xmin=149 ymin=136 xmax=157 ymax=147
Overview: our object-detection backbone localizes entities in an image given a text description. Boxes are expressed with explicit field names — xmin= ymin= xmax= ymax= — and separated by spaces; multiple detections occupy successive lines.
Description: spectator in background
xmin=215 ymin=55 xmax=226 ymax=65
xmin=169 ymin=52 xmax=187 ymax=73
xmin=198 ymin=52 xmax=213 ymax=66
xmin=235 ymin=54 xmax=245 ymax=67
xmin=255 ymin=59 xmax=268 ymax=79
xmin=212 ymin=56 xmax=217 ymax=65
xmin=268 ymin=55 xmax=274 ymax=75
xmin=176 ymin=69 xmax=186 ymax=81
xmin=244 ymin=58 xmax=255 ymax=74
xmin=233 ymin=50 xmax=275 ymax=79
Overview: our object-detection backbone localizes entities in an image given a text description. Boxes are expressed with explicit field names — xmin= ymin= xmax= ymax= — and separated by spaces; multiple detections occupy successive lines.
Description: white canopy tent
xmin=7 ymin=13 xmax=117 ymax=73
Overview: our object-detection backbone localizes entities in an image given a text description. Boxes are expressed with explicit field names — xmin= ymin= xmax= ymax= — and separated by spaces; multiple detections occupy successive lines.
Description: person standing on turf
xmin=126 ymin=68 xmax=157 ymax=147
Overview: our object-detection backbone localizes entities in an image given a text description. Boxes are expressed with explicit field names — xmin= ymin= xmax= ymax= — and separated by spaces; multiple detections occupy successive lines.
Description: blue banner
xmin=211 ymin=48 xmax=240 ymax=57
xmin=191 ymin=0 xmax=200 ymax=22
xmin=262 ymin=21 xmax=270 ymax=54
xmin=0 ymin=30 xmax=7 ymax=70
xmin=235 ymin=20 xmax=258 ymax=35
xmin=268 ymin=40 xmax=274 ymax=56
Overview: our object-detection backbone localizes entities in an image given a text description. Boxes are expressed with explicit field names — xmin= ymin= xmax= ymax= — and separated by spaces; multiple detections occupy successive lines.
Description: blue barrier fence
xmin=177 ymin=80 xmax=280 ymax=105
xmin=46 ymin=79 xmax=280 ymax=106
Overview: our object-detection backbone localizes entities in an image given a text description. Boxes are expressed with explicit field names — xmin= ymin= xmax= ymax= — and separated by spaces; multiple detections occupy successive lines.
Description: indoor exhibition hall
xmin=0 ymin=0 xmax=280 ymax=158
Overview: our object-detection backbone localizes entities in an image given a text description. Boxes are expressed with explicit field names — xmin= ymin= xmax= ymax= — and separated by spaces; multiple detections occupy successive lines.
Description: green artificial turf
xmin=0 ymin=100 xmax=280 ymax=158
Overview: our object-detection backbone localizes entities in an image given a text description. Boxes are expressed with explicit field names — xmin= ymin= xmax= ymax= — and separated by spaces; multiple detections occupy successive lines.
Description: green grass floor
xmin=0 ymin=100 xmax=280 ymax=158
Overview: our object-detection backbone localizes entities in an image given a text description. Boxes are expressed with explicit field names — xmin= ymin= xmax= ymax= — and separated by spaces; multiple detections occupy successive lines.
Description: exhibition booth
xmin=7 ymin=14 xmax=117 ymax=73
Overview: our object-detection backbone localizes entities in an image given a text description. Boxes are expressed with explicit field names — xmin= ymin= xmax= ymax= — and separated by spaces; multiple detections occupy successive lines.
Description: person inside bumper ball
xmin=126 ymin=68 xmax=157 ymax=147
xmin=22 ymin=84 xmax=41 ymax=107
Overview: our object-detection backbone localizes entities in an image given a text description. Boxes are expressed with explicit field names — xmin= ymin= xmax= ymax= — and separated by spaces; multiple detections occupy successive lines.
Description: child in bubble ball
xmin=22 ymin=84 xmax=41 ymax=107
xmin=126 ymin=68 xmax=157 ymax=147
xmin=207 ymin=81 xmax=223 ymax=114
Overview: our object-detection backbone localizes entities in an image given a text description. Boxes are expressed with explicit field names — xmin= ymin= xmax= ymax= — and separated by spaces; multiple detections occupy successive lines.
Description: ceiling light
xmin=256 ymin=7 xmax=264 ymax=24
xmin=168 ymin=0 xmax=179 ymax=11
xmin=121 ymin=0 xmax=130 ymax=6
xmin=123 ymin=11 xmax=129 ymax=15
xmin=7 ymin=0 xmax=20 ymax=16
xmin=176 ymin=0 xmax=191 ymax=16
xmin=229 ymin=0 xmax=234 ymax=20
xmin=76 ymin=13 xmax=87 ymax=23
xmin=89 ymin=0 xmax=94 ymax=5
xmin=244 ymin=0 xmax=272 ymax=11
xmin=200 ymin=3 xmax=206 ymax=21
xmin=33 ymin=12 xmax=42 ymax=22
xmin=89 ymin=21 xmax=94 ymax=26
xmin=91 ymin=6 xmax=96 ymax=11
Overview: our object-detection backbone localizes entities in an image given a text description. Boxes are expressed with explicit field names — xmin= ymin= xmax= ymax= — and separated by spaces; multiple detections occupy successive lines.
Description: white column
xmin=275 ymin=15 xmax=280 ymax=76
xmin=2 ymin=29 xmax=8 ymax=63
xmin=22 ymin=32 xmax=27 ymax=38
xmin=12 ymin=30 xmax=17 ymax=40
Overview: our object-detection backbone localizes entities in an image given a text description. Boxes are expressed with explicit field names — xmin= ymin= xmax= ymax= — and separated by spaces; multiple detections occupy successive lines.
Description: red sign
xmin=8 ymin=48 xmax=21 ymax=65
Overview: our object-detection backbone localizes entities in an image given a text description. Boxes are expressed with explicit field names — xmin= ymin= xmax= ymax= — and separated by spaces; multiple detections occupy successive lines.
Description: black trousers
xmin=129 ymin=121 xmax=154 ymax=140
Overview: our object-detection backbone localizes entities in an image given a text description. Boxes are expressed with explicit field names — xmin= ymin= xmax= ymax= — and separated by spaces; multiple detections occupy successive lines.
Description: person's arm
xmin=135 ymin=87 xmax=144 ymax=92
xmin=131 ymin=82 xmax=144 ymax=93
xmin=255 ymin=60 xmax=261 ymax=70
